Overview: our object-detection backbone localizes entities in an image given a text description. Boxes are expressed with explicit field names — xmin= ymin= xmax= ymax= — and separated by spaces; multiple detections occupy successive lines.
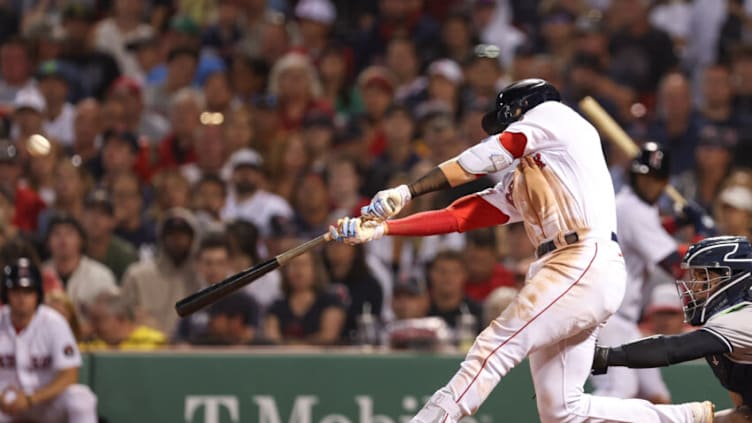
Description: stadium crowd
xmin=0 ymin=0 xmax=750 ymax=352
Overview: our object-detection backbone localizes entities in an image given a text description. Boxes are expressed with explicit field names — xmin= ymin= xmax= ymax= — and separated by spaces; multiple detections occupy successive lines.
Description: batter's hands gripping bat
xmin=175 ymin=232 xmax=333 ymax=317
xmin=578 ymin=96 xmax=687 ymax=207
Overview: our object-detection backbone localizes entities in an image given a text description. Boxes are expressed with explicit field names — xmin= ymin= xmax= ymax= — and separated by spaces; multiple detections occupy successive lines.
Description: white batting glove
xmin=329 ymin=217 xmax=386 ymax=245
xmin=360 ymin=184 xmax=411 ymax=220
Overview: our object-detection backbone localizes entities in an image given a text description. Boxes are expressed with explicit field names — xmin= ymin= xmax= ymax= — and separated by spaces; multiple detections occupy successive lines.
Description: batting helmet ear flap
xmin=481 ymin=110 xmax=508 ymax=136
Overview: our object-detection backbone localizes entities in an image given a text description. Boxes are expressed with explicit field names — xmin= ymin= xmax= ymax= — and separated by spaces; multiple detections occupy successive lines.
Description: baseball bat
xmin=578 ymin=96 xmax=687 ymax=207
xmin=175 ymin=232 xmax=333 ymax=317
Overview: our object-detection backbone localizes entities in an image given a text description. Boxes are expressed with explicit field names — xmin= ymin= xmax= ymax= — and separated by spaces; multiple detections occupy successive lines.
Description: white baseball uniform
xmin=412 ymin=101 xmax=701 ymax=422
xmin=590 ymin=185 xmax=675 ymax=400
xmin=0 ymin=305 xmax=97 ymax=423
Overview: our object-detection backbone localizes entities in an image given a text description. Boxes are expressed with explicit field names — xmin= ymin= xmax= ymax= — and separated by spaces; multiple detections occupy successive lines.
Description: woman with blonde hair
xmin=268 ymin=52 xmax=331 ymax=131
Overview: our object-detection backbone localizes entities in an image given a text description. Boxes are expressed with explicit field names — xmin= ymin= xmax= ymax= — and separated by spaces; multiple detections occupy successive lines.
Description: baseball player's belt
xmin=536 ymin=231 xmax=618 ymax=258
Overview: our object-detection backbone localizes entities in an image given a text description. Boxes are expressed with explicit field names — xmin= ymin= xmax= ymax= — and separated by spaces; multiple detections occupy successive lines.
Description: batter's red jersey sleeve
xmin=386 ymin=194 xmax=510 ymax=236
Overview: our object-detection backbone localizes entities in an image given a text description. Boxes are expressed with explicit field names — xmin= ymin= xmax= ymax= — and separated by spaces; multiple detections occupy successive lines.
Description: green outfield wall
xmin=79 ymin=350 xmax=732 ymax=423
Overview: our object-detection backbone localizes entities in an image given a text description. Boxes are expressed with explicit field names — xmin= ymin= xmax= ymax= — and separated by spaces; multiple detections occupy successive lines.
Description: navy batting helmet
xmin=1 ymin=257 xmax=44 ymax=305
xmin=630 ymin=142 xmax=670 ymax=179
xmin=676 ymin=236 xmax=752 ymax=326
xmin=481 ymin=78 xmax=561 ymax=135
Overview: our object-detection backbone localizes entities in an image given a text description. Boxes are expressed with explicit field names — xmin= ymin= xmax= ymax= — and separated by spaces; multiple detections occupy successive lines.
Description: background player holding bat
xmin=331 ymin=78 xmax=714 ymax=423
xmin=591 ymin=142 xmax=716 ymax=403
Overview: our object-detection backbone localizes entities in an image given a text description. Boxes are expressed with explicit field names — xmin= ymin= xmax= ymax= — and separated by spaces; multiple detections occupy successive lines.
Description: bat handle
xmin=276 ymin=232 xmax=332 ymax=266
xmin=664 ymin=185 xmax=687 ymax=208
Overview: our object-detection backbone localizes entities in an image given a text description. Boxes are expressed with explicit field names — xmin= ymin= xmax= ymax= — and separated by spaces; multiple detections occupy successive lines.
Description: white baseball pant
xmin=412 ymin=239 xmax=699 ymax=423
xmin=0 ymin=384 xmax=97 ymax=423
xmin=591 ymin=312 xmax=671 ymax=401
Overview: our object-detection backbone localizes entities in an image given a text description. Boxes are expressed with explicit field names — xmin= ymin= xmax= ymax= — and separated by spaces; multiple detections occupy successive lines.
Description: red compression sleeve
xmin=386 ymin=194 xmax=510 ymax=236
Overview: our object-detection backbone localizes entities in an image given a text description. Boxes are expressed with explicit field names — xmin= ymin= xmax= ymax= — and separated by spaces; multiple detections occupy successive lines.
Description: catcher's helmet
xmin=676 ymin=236 xmax=752 ymax=326
xmin=481 ymin=78 xmax=561 ymax=135
xmin=1 ymin=257 xmax=44 ymax=305
xmin=630 ymin=142 xmax=670 ymax=179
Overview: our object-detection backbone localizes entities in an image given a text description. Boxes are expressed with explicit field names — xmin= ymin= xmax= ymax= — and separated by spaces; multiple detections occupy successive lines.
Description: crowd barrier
xmin=79 ymin=348 xmax=732 ymax=423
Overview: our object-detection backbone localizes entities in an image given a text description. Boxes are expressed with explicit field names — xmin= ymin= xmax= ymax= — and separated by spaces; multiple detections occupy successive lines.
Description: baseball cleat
xmin=689 ymin=401 xmax=714 ymax=423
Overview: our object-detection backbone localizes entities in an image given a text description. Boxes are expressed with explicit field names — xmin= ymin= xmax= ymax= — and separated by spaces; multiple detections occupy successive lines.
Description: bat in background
xmin=578 ymin=96 xmax=687 ymax=207
xmin=175 ymin=232 xmax=333 ymax=317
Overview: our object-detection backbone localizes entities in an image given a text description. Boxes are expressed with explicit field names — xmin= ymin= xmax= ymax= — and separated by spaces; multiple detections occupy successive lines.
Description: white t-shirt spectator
xmin=221 ymin=190 xmax=294 ymax=238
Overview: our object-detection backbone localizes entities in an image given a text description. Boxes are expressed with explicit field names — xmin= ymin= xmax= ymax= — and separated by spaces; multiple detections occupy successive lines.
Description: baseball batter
xmin=0 ymin=258 xmax=97 ymax=423
xmin=593 ymin=235 xmax=752 ymax=422
xmin=590 ymin=142 xmax=680 ymax=402
xmin=332 ymin=79 xmax=713 ymax=422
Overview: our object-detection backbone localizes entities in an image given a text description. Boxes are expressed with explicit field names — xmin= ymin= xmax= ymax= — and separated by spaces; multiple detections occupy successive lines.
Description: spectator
xmin=482 ymin=286 xmax=517 ymax=326
xmin=698 ymin=63 xmax=741 ymax=147
xmin=121 ymin=208 xmax=201 ymax=334
xmin=81 ymin=189 xmax=139 ymax=283
xmin=264 ymin=245 xmax=346 ymax=345
xmin=229 ymin=54 xmax=269 ymax=105
xmin=201 ymin=0 xmax=243 ymax=63
xmin=318 ymin=42 xmax=362 ymax=122
xmin=221 ymin=148 xmax=294 ymax=238
xmin=323 ymin=241 xmax=383 ymax=341
xmin=126 ymin=36 xmax=162 ymax=86
xmin=223 ymin=106 xmax=255 ymax=156
xmin=731 ymin=46 xmax=752 ymax=165
xmin=386 ymin=37 xmax=423 ymax=104
xmin=111 ymin=172 xmax=156 ymax=252
xmin=326 ymin=155 xmax=367 ymax=219
xmin=673 ymin=124 xmax=739 ymax=212
xmin=353 ymin=0 xmax=440 ymax=70
xmin=101 ymin=97 xmax=127 ymax=133
xmin=437 ymin=11 xmax=478 ymax=65
xmin=537 ymin=6 xmax=577 ymax=67
xmin=268 ymin=52 xmax=328 ymax=131
xmin=294 ymin=0 xmax=337 ymax=60
xmin=82 ymin=292 xmax=166 ymax=350
xmin=203 ymin=71 xmax=234 ymax=114
xmin=249 ymin=93 xmax=283 ymax=158
xmin=93 ymin=0 xmax=154 ymax=78
xmin=0 ymin=37 xmax=35 ymax=108
xmin=0 ymin=140 xmax=45 ymax=233
xmin=291 ymin=172 xmax=331 ymax=239
xmin=99 ymin=130 xmax=140 ymax=185
xmin=225 ymin=219 xmax=282 ymax=308
xmin=606 ymin=0 xmax=678 ymax=101
xmin=0 ymin=258 xmax=98 ymax=423
xmin=45 ymin=290 xmax=82 ymax=341
xmin=267 ymin=132 xmax=310 ymax=204
xmin=357 ymin=66 xmax=396 ymax=157
xmin=107 ymin=77 xmax=170 ymax=144
xmin=26 ymin=140 xmax=60 ymax=206
xmin=302 ymin=108 xmax=336 ymax=171
xmin=138 ymin=88 xmax=203 ymax=180
xmin=193 ymin=293 xmax=261 ymax=345
xmin=151 ymin=170 xmax=192 ymax=219
xmin=426 ymin=250 xmax=483 ymax=334
xmin=463 ymin=44 xmax=505 ymax=107
xmin=58 ymin=4 xmax=120 ymax=102
xmin=192 ymin=175 xmax=226 ymax=233
xmin=422 ymin=58 xmax=464 ymax=117
xmin=463 ymin=228 xmax=517 ymax=303
xmin=714 ymin=184 xmax=752 ymax=238
xmin=175 ymin=232 xmax=236 ymax=343
xmin=365 ymin=104 xmax=421 ymax=196
xmin=12 ymin=87 xmax=46 ymax=145
xmin=44 ymin=213 xmax=119 ymax=322
xmin=71 ymin=99 xmax=102 ymax=172
xmin=180 ymin=121 xmax=226 ymax=185
xmin=36 ymin=61 xmax=76 ymax=147
xmin=145 ymin=49 xmax=200 ymax=117
xmin=37 ymin=158 xmax=91 ymax=242
xmin=391 ymin=276 xmax=430 ymax=321
xmin=645 ymin=72 xmax=703 ymax=177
